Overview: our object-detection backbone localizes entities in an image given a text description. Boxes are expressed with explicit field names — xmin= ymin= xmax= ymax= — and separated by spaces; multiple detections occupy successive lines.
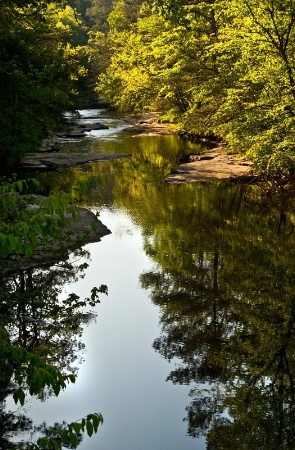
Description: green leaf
xmin=52 ymin=440 xmax=61 ymax=450
xmin=86 ymin=420 xmax=93 ymax=437
xmin=71 ymin=423 xmax=81 ymax=434
xmin=68 ymin=373 xmax=76 ymax=383
xmin=16 ymin=180 xmax=24 ymax=192
xmin=60 ymin=430 xmax=69 ymax=445
xmin=53 ymin=384 xmax=61 ymax=396
xmin=69 ymin=432 xmax=78 ymax=448
xmin=13 ymin=388 xmax=25 ymax=405
xmin=24 ymin=246 xmax=33 ymax=257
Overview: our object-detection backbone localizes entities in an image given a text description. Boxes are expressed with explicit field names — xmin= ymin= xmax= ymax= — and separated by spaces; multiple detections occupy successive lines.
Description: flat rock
xmin=123 ymin=123 xmax=175 ymax=136
xmin=61 ymin=207 xmax=111 ymax=245
xmin=122 ymin=112 xmax=177 ymax=136
xmin=21 ymin=152 xmax=131 ymax=169
xmin=165 ymin=148 xmax=253 ymax=183
xmin=3 ymin=206 xmax=111 ymax=271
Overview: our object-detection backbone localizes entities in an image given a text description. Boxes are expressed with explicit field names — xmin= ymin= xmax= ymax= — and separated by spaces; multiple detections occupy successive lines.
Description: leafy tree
xmin=184 ymin=0 xmax=295 ymax=173
xmin=95 ymin=0 xmax=295 ymax=173
xmin=152 ymin=0 xmax=295 ymax=173
xmin=96 ymin=3 xmax=197 ymax=114
xmin=0 ymin=0 xmax=89 ymax=169
xmin=86 ymin=0 xmax=115 ymax=32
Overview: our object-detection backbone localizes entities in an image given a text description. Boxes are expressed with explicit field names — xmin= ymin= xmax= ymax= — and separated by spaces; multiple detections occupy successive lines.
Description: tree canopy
xmin=0 ymin=0 xmax=89 ymax=169
xmin=2 ymin=0 xmax=295 ymax=173
xmin=94 ymin=0 xmax=295 ymax=174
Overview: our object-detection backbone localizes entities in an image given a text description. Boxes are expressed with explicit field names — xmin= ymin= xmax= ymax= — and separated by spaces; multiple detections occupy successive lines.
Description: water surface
xmin=6 ymin=109 xmax=295 ymax=449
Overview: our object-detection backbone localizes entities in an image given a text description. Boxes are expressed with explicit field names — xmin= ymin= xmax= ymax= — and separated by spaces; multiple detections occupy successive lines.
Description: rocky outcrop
xmin=123 ymin=112 xmax=177 ymax=136
xmin=165 ymin=148 xmax=254 ymax=183
xmin=2 ymin=205 xmax=111 ymax=271
xmin=58 ymin=122 xmax=109 ymax=138
xmin=21 ymin=152 xmax=130 ymax=170
xmin=38 ymin=122 xmax=110 ymax=152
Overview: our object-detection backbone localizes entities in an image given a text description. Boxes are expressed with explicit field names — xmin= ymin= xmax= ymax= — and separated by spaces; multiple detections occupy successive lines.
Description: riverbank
xmin=19 ymin=110 xmax=254 ymax=181
xmin=165 ymin=147 xmax=254 ymax=184
xmin=122 ymin=112 xmax=178 ymax=136
xmin=2 ymin=199 xmax=111 ymax=272
xmin=122 ymin=112 xmax=256 ymax=183
xmin=21 ymin=152 xmax=131 ymax=170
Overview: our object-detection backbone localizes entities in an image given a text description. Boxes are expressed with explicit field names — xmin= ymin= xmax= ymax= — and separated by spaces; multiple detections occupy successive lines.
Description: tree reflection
xmin=28 ymin=120 xmax=295 ymax=447
xmin=139 ymin=184 xmax=295 ymax=449
xmin=0 ymin=250 xmax=106 ymax=448
xmin=0 ymin=370 xmax=34 ymax=450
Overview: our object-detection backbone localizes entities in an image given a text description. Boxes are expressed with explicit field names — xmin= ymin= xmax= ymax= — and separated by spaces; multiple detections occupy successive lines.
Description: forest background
xmin=2 ymin=0 xmax=295 ymax=174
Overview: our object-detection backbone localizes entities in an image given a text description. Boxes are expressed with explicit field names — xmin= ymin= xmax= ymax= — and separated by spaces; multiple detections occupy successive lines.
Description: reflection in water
xmin=14 ymin=109 xmax=295 ymax=448
xmin=0 ymin=248 xmax=105 ymax=448
xmin=139 ymin=183 xmax=295 ymax=448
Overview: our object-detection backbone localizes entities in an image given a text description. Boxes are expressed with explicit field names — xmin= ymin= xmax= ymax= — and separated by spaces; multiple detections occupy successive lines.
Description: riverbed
xmin=6 ymin=109 xmax=295 ymax=449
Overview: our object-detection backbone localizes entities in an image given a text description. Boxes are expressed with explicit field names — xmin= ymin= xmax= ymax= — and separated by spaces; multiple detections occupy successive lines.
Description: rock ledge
xmin=21 ymin=152 xmax=130 ymax=170
xmin=165 ymin=148 xmax=254 ymax=184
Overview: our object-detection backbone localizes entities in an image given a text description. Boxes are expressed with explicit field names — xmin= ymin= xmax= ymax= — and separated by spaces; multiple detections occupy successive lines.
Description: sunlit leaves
xmin=202 ymin=0 xmax=295 ymax=172
xmin=97 ymin=4 xmax=199 ymax=115
xmin=97 ymin=0 xmax=295 ymax=172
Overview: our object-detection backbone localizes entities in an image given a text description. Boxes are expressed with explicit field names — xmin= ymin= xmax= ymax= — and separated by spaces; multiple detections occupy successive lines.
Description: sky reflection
xmin=7 ymin=208 xmax=203 ymax=450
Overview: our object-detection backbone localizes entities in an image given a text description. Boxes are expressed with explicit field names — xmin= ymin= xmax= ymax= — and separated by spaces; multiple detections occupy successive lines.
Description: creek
xmin=5 ymin=109 xmax=295 ymax=449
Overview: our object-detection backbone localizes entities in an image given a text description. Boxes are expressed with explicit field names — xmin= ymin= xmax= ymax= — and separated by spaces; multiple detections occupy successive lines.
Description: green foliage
xmin=0 ymin=177 xmax=76 ymax=262
xmin=208 ymin=0 xmax=295 ymax=173
xmin=1 ymin=343 xmax=75 ymax=405
xmin=0 ymin=174 xmax=105 ymax=264
xmin=96 ymin=4 xmax=194 ymax=113
xmin=0 ymin=178 xmax=107 ymax=448
xmin=154 ymin=0 xmax=191 ymax=26
xmin=94 ymin=0 xmax=295 ymax=173
xmin=0 ymin=0 xmax=89 ymax=169
xmin=26 ymin=413 xmax=103 ymax=449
